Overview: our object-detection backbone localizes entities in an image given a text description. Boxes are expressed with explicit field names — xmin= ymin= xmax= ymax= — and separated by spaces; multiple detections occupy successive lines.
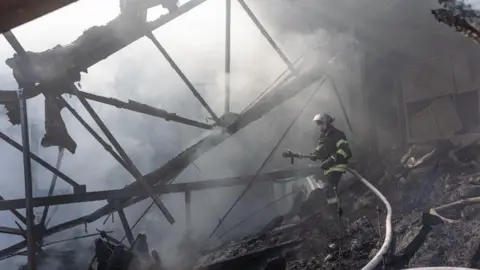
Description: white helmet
xmin=312 ymin=113 xmax=334 ymax=124
xmin=313 ymin=114 xmax=322 ymax=122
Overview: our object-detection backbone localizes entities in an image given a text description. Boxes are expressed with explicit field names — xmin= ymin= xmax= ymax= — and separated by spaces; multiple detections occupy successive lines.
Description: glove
xmin=282 ymin=150 xmax=292 ymax=158
xmin=309 ymin=153 xmax=317 ymax=161
xmin=321 ymin=156 xmax=335 ymax=170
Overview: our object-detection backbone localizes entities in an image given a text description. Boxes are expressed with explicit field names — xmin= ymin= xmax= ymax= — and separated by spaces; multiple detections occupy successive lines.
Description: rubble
xmin=196 ymin=213 xmax=379 ymax=270
xmin=196 ymin=139 xmax=480 ymax=270
xmin=431 ymin=0 xmax=480 ymax=44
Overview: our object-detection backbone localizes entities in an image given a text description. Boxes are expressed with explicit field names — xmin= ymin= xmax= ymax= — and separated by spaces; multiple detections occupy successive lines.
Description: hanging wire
xmin=43 ymin=147 xmax=65 ymax=227
xmin=42 ymin=231 xmax=113 ymax=248
xmin=217 ymin=188 xmax=299 ymax=240
xmin=206 ymin=75 xmax=327 ymax=240
xmin=119 ymin=169 xmax=184 ymax=243
xmin=191 ymin=162 xmax=224 ymax=226
xmin=240 ymin=56 xmax=303 ymax=115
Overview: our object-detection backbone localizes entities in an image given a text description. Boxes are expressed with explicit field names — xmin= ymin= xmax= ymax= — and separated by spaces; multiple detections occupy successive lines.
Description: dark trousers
xmin=325 ymin=171 xmax=343 ymax=205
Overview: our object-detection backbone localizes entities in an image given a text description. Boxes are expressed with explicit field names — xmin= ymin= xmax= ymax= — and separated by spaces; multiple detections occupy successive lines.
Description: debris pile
xmin=374 ymin=140 xmax=480 ymax=268
xmin=287 ymin=216 xmax=379 ymax=270
xmin=196 ymin=137 xmax=480 ymax=270
xmin=195 ymin=213 xmax=380 ymax=270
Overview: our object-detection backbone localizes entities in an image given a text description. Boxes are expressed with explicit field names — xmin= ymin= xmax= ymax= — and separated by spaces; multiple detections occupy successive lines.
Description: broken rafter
xmin=43 ymin=58 xmax=328 ymax=238
xmin=0 ymin=0 xmax=209 ymax=104
xmin=58 ymin=97 xmax=129 ymax=170
xmin=16 ymin=88 xmax=37 ymax=269
xmin=117 ymin=207 xmax=134 ymax=245
xmin=0 ymin=166 xmax=322 ymax=211
xmin=0 ymin=240 xmax=27 ymax=260
xmin=75 ymin=88 xmax=175 ymax=224
xmin=0 ymin=131 xmax=82 ymax=190
xmin=146 ymin=32 xmax=220 ymax=123
xmin=428 ymin=196 xmax=480 ymax=224
xmin=0 ymin=194 xmax=26 ymax=224
xmin=225 ymin=0 xmax=232 ymax=113
xmin=76 ymin=90 xmax=212 ymax=130
xmin=0 ymin=226 xmax=24 ymax=236
xmin=0 ymin=165 xmax=322 ymax=256
xmin=237 ymin=0 xmax=295 ymax=73
xmin=0 ymin=0 xmax=78 ymax=33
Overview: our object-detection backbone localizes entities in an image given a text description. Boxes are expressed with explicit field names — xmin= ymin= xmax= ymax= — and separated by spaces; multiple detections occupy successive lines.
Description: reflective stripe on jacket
xmin=315 ymin=127 xmax=352 ymax=175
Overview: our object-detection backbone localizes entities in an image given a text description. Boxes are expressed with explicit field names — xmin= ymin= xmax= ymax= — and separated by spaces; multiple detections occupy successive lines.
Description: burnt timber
xmin=0 ymin=0 xmax=78 ymax=34
xmin=0 ymin=0 xmax=325 ymax=262
xmin=0 ymin=166 xmax=322 ymax=211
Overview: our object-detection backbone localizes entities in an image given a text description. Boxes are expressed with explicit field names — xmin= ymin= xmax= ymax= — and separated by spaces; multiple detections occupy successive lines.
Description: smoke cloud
xmin=0 ymin=0 xmax=363 ymax=269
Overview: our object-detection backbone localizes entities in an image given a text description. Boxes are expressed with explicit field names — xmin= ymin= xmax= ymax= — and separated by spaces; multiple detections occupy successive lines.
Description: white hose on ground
xmin=347 ymin=169 xmax=393 ymax=270
xmin=403 ymin=268 xmax=478 ymax=270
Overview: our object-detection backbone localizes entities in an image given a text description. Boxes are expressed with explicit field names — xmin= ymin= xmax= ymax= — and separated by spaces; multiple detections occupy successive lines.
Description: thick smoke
xmin=0 ymin=0 xmax=362 ymax=269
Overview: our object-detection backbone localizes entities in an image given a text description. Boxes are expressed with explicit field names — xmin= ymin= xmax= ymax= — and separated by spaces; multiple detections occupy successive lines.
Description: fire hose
xmin=350 ymin=171 xmax=475 ymax=270
xmin=348 ymin=169 xmax=393 ymax=270
xmin=403 ymin=268 xmax=478 ymax=270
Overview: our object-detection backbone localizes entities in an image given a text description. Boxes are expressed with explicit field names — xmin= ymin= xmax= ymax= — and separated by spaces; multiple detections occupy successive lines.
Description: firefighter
xmin=310 ymin=113 xmax=352 ymax=211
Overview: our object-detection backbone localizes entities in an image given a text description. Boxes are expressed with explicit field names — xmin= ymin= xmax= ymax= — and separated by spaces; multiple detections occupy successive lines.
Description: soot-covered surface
xmin=196 ymin=142 xmax=480 ymax=270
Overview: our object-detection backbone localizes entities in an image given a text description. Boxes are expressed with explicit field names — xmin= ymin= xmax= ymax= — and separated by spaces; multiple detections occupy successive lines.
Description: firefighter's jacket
xmin=314 ymin=126 xmax=352 ymax=175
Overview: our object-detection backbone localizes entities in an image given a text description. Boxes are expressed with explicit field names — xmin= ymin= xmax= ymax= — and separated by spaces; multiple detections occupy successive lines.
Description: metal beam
xmin=0 ymin=226 xmax=24 ymax=236
xmin=39 ymin=147 xmax=64 ymax=226
xmin=69 ymin=59 xmax=328 ymax=235
xmin=17 ymin=89 xmax=36 ymax=269
xmin=0 ymin=166 xmax=321 ymax=211
xmin=117 ymin=208 xmax=134 ymax=245
xmin=328 ymin=77 xmax=354 ymax=134
xmin=2 ymin=31 xmax=83 ymax=192
xmin=236 ymin=0 xmax=295 ymax=73
xmin=0 ymin=131 xmax=82 ymax=189
xmin=76 ymin=91 xmax=212 ymax=130
xmin=0 ymin=1 xmax=209 ymax=104
xmin=58 ymin=97 xmax=129 ymax=170
xmin=146 ymin=32 xmax=220 ymax=123
xmin=185 ymin=191 xmax=192 ymax=234
xmin=75 ymin=89 xmax=175 ymax=224
xmin=225 ymin=0 xmax=232 ymax=114
xmin=0 ymin=194 xmax=26 ymax=224
xmin=22 ymin=54 xmax=329 ymax=241
xmin=0 ymin=240 xmax=27 ymax=260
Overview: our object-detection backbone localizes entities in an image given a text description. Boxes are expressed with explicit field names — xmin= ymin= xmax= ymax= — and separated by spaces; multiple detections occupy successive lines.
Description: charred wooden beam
xmin=77 ymin=91 xmax=212 ymax=129
xmin=0 ymin=226 xmax=24 ymax=236
xmin=75 ymin=89 xmax=175 ymax=224
xmin=146 ymin=32 xmax=220 ymax=123
xmin=237 ymin=0 xmax=295 ymax=73
xmin=0 ymin=240 xmax=27 ymax=260
xmin=225 ymin=0 xmax=232 ymax=113
xmin=2 ymin=0 xmax=208 ymax=97
xmin=45 ymin=60 xmax=327 ymax=237
xmin=117 ymin=208 xmax=134 ymax=245
xmin=0 ymin=131 xmax=82 ymax=190
xmin=185 ymin=191 xmax=192 ymax=234
xmin=0 ymin=166 xmax=322 ymax=211
xmin=199 ymin=240 xmax=300 ymax=270
xmin=0 ymin=194 xmax=26 ymax=224
xmin=0 ymin=0 xmax=77 ymax=33
xmin=18 ymin=88 xmax=37 ymax=269
xmin=58 ymin=97 xmax=129 ymax=170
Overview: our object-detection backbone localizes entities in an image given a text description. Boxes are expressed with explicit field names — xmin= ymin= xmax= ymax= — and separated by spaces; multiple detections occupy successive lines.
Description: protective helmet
xmin=312 ymin=113 xmax=334 ymax=124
